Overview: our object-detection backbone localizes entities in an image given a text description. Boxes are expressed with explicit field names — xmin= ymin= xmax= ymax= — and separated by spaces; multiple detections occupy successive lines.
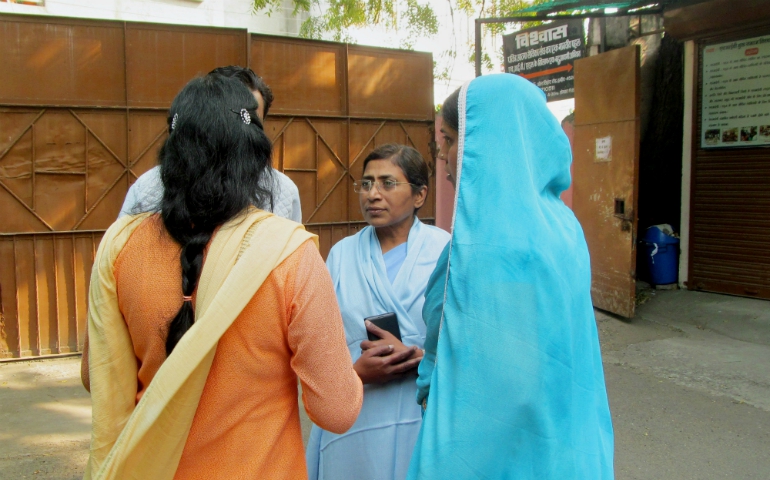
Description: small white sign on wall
xmin=595 ymin=136 xmax=612 ymax=162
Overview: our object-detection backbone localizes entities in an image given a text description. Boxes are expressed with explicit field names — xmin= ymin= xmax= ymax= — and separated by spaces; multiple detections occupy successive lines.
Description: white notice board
xmin=701 ymin=34 xmax=770 ymax=148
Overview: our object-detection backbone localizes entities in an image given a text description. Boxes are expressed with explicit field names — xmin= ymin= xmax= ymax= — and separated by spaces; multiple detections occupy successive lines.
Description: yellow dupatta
xmin=84 ymin=209 xmax=316 ymax=480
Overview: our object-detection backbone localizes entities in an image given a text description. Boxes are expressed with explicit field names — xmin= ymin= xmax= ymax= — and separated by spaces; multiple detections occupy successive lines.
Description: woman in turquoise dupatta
xmin=307 ymin=144 xmax=451 ymax=480
xmin=408 ymin=74 xmax=614 ymax=479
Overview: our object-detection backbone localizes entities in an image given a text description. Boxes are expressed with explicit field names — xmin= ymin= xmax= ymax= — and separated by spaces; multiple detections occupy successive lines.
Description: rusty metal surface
xmin=0 ymin=108 xmax=130 ymax=233
xmin=127 ymin=23 xmax=247 ymax=108
xmin=664 ymin=0 xmax=770 ymax=41
xmin=689 ymin=149 xmax=770 ymax=299
xmin=348 ymin=46 xmax=434 ymax=121
xmin=0 ymin=15 xmax=435 ymax=359
xmin=0 ymin=232 xmax=100 ymax=358
xmin=573 ymin=45 xmax=640 ymax=318
xmin=267 ymin=116 xmax=436 ymax=244
xmin=251 ymin=36 xmax=346 ymax=116
xmin=0 ymin=15 xmax=126 ymax=107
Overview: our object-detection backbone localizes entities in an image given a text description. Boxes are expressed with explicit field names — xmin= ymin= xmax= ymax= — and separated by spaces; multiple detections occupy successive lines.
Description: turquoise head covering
xmin=408 ymin=73 xmax=614 ymax=479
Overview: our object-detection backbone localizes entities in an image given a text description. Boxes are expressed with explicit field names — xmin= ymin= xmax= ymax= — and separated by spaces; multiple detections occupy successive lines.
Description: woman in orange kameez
xmin=81 ymin=74 xmax=363 ymax=480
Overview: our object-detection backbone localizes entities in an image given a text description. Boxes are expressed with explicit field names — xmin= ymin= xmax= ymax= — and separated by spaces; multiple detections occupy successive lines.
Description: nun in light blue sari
xmin=306 ymin=144 xmax=450 ymax=480
xmin=408 ymin=74 xmax=614 ymax=479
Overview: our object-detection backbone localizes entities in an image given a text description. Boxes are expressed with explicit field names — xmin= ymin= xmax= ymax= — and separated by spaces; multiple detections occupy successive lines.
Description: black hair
xmin=362 ymin=143 xmax=429 ymax=213
xmin=159 ymin=73 xmax=273 ymax=356
xmin=209 ymin=65 xmax=274 ymax=118
xmin=441 ymin=87 xmax=461 ymax=132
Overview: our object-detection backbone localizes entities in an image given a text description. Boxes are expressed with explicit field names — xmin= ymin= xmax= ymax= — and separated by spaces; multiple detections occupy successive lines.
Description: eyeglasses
xmin=353 ymin=179 xmax=418 ymax=193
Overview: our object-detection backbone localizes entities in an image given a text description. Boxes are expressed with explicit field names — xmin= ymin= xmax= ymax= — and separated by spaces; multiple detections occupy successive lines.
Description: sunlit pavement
xmin=1 ymin=288 xmax=769 ymax=479
xmin=0 ymin=357 xmax=89 ymax=479
xmin=0 ymin=356 xmax=314 ymax=480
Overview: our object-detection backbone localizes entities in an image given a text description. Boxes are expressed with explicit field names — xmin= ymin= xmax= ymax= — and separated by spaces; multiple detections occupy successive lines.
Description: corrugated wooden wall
xmin=0 ymin=14 xmax=435 ymax=359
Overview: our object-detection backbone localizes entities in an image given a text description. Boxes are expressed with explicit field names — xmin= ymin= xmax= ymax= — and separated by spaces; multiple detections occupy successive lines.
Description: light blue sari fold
xmin=306 ymin=218 xmax=450 ymax=480
xmin=408 ymin=74 xmax=614 ymax=479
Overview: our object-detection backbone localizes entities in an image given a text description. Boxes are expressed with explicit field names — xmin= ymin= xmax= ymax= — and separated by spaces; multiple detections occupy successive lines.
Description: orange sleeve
xmin=287 ymin=242 xmax=363 ymax=434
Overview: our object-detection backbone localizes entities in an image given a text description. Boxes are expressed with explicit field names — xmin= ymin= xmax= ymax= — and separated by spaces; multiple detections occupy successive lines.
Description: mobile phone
xmin=364 ymin=312 xmax=402 ymax=342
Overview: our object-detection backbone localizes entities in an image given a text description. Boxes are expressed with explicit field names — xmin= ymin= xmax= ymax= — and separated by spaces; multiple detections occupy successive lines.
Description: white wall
xmin=0 ymin=0 xmax=306 ymax=36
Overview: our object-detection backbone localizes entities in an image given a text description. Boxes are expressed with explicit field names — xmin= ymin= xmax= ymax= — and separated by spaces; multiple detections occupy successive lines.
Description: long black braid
xmin=159 ymin=74 xmax=273 ymax=356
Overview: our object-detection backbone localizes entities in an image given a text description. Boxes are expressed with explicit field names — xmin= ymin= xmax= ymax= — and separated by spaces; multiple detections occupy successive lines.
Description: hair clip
xmin=239 ymin=108 xmax=251 ymax=125
xmin=171 ymin=113 xmax=178 ymax=131
xmin=231 ymin=108 xmax=256 ymax=125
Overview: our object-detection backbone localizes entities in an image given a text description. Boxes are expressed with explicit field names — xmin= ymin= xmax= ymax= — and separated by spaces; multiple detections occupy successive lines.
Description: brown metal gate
xmin=0 ymin=14 xmax=435 ymax=359
xmin=689 ymin=29 xmax=770 ymax=300
xmin=573 ymin=45 xmax=641 ymax=318
xmin=252 ymin=37 xmax=436 ymax=253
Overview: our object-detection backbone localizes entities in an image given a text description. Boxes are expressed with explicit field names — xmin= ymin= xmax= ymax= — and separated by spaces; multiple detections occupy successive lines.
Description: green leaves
xmin=284 ymin=0 xmax=438 ymax=47
xmin=252 ymin=0 xmax=550 ymax=78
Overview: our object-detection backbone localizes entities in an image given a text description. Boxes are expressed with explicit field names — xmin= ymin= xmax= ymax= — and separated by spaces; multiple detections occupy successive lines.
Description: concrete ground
xmin=600 ymin=286 xmax=770 ymax=479
xmin=1 ymin=288 xmax=769 ymax=479
xmin=0 ymin=357 xmax=90 ymax=479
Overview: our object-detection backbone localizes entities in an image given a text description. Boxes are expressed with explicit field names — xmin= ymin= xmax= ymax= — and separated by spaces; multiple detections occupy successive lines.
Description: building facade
xmin=0 ymin=0 xmax=307 ymax=36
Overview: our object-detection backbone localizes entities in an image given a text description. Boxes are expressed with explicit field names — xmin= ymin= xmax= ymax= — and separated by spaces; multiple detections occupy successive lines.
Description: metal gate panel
xmin=126 ymin=24 xmax=248 ymax=108
xmin=0 ymin=16 xmax=126 ymax=106
xmin=250 ymin=37 xmax=346 ymax=116
xmin=690 ymin=150 xmax=770 ymax=298
xmin=128 ymin=111 xmax=168 ymax=184
xmin=403 ymin=123 xmax=436 ymax=215
xmin=0 ymin=240 xmax=16 ymax=355
xmin=282 ymin=119 xmax=320 ymax=171
xmin=0 ymin=187 xmax=49 ymax=233
xmin=265 ymin=117 xmax=289 ymax=170
xmin=0 ymin=109 xmax=39 ymax=211
xmin=0 ymin=108 xmax=131 ymax=232
xmin=347 ymin=46 xmax=433 ymax=121
xmin=0 ymin=14 xmax=435 ymax=358
xmin=309 ymin=224 xmax=367 ymax=263
xmin=267 ymin=117 xmax=350 ymax=227
xmin=52 ymin=235 xmax=78 ymax=354
xmin=573 ymin=45 xmax=640 ymax=318
xmin=34 ymin=173 xmax=86 ymax=231
xmin=0 ymin=232 xmax=100 ymax=358
xmin=307 ymin=119 xmax=349 ymax=225
xmin=77 ymin=183 xmax=129 ymax=231
xmin=12 ymin=238 xmax=36 ymax=356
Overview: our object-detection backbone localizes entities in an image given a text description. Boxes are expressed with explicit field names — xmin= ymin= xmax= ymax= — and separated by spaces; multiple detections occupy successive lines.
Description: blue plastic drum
xmin=641 ymin=226 xmax=680 ymax=286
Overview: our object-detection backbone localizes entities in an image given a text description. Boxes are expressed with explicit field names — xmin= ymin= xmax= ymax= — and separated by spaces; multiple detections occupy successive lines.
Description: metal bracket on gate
xmin=614 ymin=198 xmax=633 ymax=232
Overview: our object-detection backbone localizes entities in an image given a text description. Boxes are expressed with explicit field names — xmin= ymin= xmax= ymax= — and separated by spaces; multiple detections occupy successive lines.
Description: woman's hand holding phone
xmin=353 ymin=321 xmax=423 ymax=384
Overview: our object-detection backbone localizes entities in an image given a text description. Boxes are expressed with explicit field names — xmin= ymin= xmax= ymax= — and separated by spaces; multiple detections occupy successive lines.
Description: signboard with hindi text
xmin=701 ymin=34 xmax=770 ymax=148
xmin=503 ymin=20 xmax=585 ymax=102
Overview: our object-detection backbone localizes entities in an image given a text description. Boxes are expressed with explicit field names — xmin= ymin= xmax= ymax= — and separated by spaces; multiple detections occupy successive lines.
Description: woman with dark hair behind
xmin=81 ymin=74 xmax=362 ymax=480
xmin=118 ymin=65 xmax=302 ymax=223
xmin=306 ymin=144 xmax=450 ymax=480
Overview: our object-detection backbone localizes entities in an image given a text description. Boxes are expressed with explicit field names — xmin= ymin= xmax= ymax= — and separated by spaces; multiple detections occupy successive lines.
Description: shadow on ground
xmin=2 ymin=289 xmax=768 ymax=479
